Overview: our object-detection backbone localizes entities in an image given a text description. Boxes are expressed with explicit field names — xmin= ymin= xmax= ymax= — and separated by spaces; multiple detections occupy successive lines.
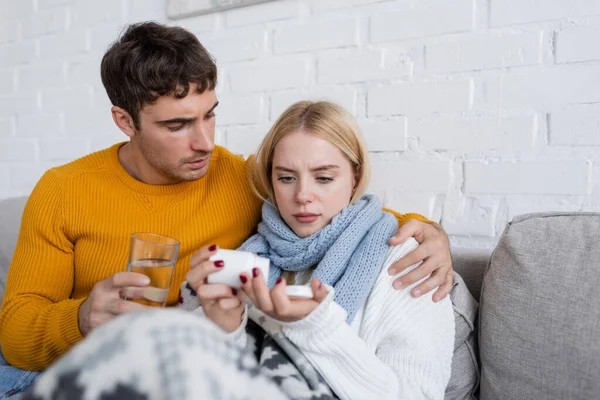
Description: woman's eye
xmin=205 ymin=112 xmax=215 ymax=120
xmin=277 ymin=176 xmax=295 ymax=183
xmin=316 ymin=177 xmax=334 ymax=183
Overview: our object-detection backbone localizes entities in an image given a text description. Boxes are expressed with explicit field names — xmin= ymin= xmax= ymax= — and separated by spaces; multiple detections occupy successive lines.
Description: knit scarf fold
xmin=239 ymin=194 xmax=397 ymax=323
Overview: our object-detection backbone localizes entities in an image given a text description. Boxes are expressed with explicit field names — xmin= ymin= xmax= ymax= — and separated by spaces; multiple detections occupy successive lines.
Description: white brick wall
xmin=426 ymin=30 xmax=543 ymax=72
xmin=318 ymin=49 xmax=413 ymax=85
xmin=201 ymin=26 xmax=268 ymax=63
xmin=555 ymin=23 xmax=600 ymax=64
xmin=274 ymin=18 xmax=358 ymax=54
xmin=228 ymin=57 xmax=309 ymax=93
xmin=360 ymin=119 xmax=406 ymax=153
xmin=414 ymin=115 xmax=537 ymax=151
xmin=2 ymin=0 xmax=600 ymax=247
xmin=464 ymin=161 xmax=590 ymax=195
xmin=370 ymin=0 xmax=474 ymax=42
xmin=490 ymin=0 xmax=600 ymax=27
xmin=367 ymin=79 xmax=473 ymax=117
xmin=269 ymin=87 xmax=357 ymax=119
xmin=549 ymin=104 xmax=600 ymax=146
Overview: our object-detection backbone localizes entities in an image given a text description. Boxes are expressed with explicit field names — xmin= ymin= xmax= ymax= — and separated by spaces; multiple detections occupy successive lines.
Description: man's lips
xmin=293 ymin=213 xmax=319 ymax=223
xmin=187 ymin=158 xmax=208 ymax=169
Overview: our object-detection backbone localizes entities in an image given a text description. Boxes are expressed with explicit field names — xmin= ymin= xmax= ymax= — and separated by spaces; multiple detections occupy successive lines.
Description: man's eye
xmin=205 ymin=112 xmax=215 ymax=120
xmin=167 ymin=124 xmax=185 ymax=132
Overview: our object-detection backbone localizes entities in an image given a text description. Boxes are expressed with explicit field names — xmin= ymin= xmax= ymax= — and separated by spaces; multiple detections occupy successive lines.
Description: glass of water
xmin=126 ymin=232 xmax=180 ymax=307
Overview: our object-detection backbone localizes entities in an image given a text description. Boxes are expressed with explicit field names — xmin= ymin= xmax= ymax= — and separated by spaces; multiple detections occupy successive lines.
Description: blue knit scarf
xmin=239 ymin=194 xmax=397 ymax=323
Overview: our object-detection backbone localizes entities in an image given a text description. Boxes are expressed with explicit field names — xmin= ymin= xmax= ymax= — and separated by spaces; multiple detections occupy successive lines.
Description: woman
xmin=21 ymin=101 xmax=457 ymax=400
xmin=183 ymin=100 xmax=455 ymax=399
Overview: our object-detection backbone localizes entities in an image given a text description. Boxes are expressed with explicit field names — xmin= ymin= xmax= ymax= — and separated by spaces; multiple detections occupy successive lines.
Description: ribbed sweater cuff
xmin=56 ymin=298 xmax=86 ymax=354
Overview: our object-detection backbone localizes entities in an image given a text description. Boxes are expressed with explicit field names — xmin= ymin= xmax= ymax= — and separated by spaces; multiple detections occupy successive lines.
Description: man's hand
xmin=78 ymin=272 xmax=151 ymax=337
xmin=388 ymin=219 xmax=454 ymax=302
xmin=187 ymin=245 xmax=246 ymax=333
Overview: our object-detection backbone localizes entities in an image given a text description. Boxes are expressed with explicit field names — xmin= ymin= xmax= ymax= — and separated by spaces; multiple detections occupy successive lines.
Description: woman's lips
xmin=293 ymin=213 xmax=319 ymax=223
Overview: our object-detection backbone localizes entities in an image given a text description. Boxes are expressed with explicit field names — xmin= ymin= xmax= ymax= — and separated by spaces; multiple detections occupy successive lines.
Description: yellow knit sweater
xmin=0 ymin=143 xmax=429 ymax=371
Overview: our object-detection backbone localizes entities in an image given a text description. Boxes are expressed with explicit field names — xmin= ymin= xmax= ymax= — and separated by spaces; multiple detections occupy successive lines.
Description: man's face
xmin=133 ymin=86 xmax=218 ymax=184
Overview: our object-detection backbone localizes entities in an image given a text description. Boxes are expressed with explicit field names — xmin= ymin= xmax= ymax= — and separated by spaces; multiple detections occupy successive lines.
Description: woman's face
xmin=271 ymin=130 xmax=357 ymax=238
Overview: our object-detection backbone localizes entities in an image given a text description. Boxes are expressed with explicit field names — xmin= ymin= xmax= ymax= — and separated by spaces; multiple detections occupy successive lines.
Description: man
xmin=0 ymin=22 xmax=453 ymax=376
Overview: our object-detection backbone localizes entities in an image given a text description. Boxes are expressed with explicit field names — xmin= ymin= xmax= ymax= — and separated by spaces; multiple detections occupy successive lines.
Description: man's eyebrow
xmin=156 ymin=117 xmax=196 ymax=124
xmin=155 ymin=101 xmax=219 ymax=124
xmin=206 ymin=101 xmax=219 ymax=115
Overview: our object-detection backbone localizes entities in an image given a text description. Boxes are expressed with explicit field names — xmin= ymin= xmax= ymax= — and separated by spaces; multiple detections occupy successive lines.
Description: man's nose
xmin=190 ymin=126 xmax=214 ymax=153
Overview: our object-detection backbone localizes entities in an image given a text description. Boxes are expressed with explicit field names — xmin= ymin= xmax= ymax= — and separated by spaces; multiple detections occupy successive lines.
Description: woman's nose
xmin=296 ymin=185 xmax=314 ymax=203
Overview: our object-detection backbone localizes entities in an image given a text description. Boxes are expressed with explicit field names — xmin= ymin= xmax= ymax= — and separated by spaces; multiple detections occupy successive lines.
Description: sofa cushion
xmin=445 ymin=271 xmax=480 ymax=400
xmin=479 ymin=212 xmax=600 ymax=400
xmin=0 ymin=196 xmax=28 ymax=300
xmin=451 ymin=248 xmax=492 ymax=301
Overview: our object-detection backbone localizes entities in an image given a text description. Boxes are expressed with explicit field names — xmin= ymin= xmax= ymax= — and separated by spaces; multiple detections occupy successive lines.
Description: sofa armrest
xmin=0 ymin=196 xmax=28 ymax=302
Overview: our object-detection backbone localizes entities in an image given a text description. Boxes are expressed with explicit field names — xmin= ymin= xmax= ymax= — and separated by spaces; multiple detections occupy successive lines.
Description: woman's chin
xmin=292 ymin=224 xmax=323 ymax=238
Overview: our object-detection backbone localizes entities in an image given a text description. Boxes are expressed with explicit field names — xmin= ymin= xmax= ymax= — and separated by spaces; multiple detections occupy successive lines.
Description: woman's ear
xmin=111 ymin=106 xmax=137 ymax=139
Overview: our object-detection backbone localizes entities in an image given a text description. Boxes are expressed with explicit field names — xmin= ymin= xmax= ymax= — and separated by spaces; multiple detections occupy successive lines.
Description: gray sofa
xmin=0 ymin=196 xmax=598 ymax=399
xmin=0 ymin=197 xmax=27 ymax=302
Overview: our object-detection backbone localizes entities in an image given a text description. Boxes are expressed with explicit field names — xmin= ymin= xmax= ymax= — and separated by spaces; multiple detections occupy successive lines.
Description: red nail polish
xmin=276 ymin=277 xmax=283 ymax=284
xmin=214 ymin=260 xmax=224 ymax=267
xmin=252 ymin=267 xmax=259 ymax=278
xmin=232 ymin=288 xmax=238 ymax=296
xmin=240 ymin=274 xmax=248 ymax=284
xmin=208 ymin=244 xmax=217 ymax=252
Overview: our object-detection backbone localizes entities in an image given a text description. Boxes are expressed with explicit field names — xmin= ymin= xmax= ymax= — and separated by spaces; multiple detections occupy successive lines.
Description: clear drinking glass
xmin=126 ymin=232 xmax=180 ymax=307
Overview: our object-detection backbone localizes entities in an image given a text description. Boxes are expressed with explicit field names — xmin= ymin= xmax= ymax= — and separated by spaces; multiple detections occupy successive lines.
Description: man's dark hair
xmin=101 ymin=21 xmax=217 ymax=128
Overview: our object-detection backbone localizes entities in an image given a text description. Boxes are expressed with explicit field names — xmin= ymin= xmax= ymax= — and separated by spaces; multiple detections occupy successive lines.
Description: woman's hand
xmin=239 ymin=268 xmax=328 ymax=323
xmin=388 ymin=220 xmax=454 ymax=302
xmin=186 ymin=245 xmax=246 ymax=333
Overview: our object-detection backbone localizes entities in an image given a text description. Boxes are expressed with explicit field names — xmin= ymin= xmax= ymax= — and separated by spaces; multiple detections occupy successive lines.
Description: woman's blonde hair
xmin=251 ymin=100 xmax=370 ymax=204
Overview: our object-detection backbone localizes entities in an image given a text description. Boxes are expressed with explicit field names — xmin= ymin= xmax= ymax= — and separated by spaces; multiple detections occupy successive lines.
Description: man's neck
xmin=118 ymin=142 xmax=178 ymax=185
xmin=118 ymin=142 xmax=140 ymax=181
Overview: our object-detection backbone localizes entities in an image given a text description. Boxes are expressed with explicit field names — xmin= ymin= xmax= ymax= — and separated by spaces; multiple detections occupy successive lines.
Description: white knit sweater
xmin=211 ymin=238 xmax=455 ymax=400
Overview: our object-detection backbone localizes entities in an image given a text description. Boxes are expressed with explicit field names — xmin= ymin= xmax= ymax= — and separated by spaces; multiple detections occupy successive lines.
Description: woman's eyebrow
xmin=274 ymin=165 xmax=339 ymax=173
xmin=311 ymin=165 xmax=339 ymax=172
xmin=274 ymin=166 xmax=296 ymax=173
